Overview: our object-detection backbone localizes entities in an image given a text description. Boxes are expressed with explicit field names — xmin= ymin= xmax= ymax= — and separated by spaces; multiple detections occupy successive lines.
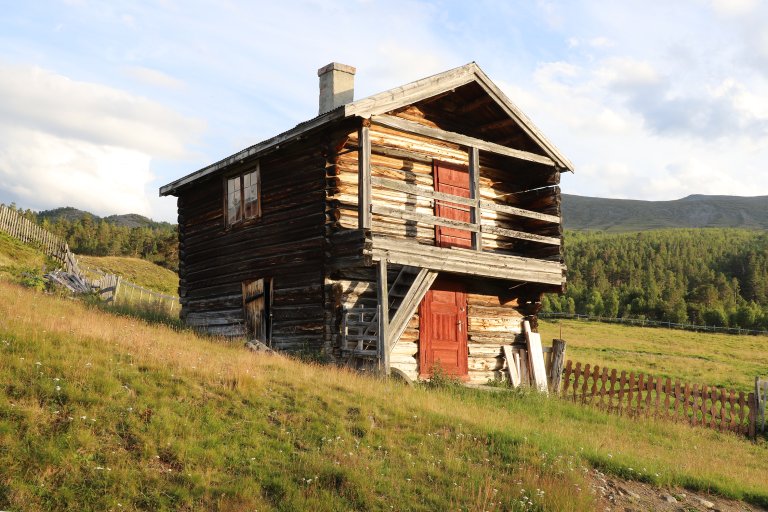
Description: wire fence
xmin=77 ymin=264 xmax=179 ymax=314
xmin=540 ymin=312 xmax=768 ymax=336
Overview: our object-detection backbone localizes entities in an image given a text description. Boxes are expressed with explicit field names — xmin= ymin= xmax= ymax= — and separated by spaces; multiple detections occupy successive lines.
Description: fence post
xmin=548 ymin=339 xmax=567 ymax=393
xmin=114 ymin=276 xmax=121 ymax=304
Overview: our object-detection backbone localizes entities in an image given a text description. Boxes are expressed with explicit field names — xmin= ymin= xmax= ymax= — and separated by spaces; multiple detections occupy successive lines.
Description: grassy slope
xmin=0 ymin=232 xmax=55 ymax=280
xmin=539 ymin=319 xmax=768 ymax=391
xmin=1 ymin=282 xmax=766 ymax=511
xmin=77 ymin=255 xmax=179 ymax=295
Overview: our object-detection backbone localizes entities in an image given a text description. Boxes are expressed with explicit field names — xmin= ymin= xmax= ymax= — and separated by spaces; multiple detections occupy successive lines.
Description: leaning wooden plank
xmin=388 ymin=269 xmax=438 ymax=350
xmin=502 ymin=345 xmax=521 ymax=388
xmin=523 ymin=320 xmax=549 ymax=394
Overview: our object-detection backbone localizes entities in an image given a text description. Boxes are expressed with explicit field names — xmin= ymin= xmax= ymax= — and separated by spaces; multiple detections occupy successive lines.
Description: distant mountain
xmin=38 ymin=207 xmax=173 ymax=229
xmin=561 ymin=194 xmax=768 ymax=231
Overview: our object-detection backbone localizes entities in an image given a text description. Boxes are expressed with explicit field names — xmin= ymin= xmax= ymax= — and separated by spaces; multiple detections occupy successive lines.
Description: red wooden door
xmin=419 ymin=279 xmax=468 ymax=379
xmin=434 ymin=161 xmax=472 ymax=249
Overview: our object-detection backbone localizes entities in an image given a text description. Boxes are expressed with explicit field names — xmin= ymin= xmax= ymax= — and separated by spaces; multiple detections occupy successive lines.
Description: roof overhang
xmin=160 ymin=62 xmax=574 ymax=197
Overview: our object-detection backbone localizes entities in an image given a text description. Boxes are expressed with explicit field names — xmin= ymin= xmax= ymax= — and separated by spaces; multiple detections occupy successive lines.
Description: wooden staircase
xmin=341 ymin=265 xmax=438 ymax=362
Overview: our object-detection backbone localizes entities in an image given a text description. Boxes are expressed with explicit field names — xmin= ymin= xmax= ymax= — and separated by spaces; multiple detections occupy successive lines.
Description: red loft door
xmin=419 ymin=278 xmax=468 ymax=379
xmin=434 ymin=161 xmax=472 ymax=249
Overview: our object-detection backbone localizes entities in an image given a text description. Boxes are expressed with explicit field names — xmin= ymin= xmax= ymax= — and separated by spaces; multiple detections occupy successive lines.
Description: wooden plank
xmin=371 ymin=114 xmax=555 ymax=167
xmin=370 ymin=246 xmax=563 ymax=284
xmin=359 ymin=124 xmax=372 ymax=229
xmin=372 ymin=204 xmax=479 ymax=232
xmin=523 ymin=320 xmax=548 ymax=394
xmin=458 ymin=94 xmax=493 ymax=113
xmin=478 ymin=200 xmax=560 ymax=223
xmin=502 ymin=345 xmax=520 ymax=387
xmin=481 ymin=224 xmax=560 ymax=246
xmin=468 ymin=147 xmax=482 ymax=251
xmin=371 ymin=235 xmax=563 ymax=274
xmin=388 ymin=269 xmax=438 ymax=350
xmin=377 ymin=260 xmax=390 ymax=375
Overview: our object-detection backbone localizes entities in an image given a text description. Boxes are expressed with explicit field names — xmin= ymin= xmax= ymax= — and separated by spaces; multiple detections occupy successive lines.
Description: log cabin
xmin=160 ymin=62 xmax=573 ymax=384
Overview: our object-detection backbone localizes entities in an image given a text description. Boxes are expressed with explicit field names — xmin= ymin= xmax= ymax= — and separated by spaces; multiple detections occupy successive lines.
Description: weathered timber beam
xmin=372 ymin=204 xmax=479 ymax=232
xmin=458 ymin=95 xmax=494 ymax=113
xmin=370 ymin=115 xmax=555 ymax=167
xmin=469 ymin=147 xmax=482 ymax=251
xmin=358 ymin=123 xmax=372 ymax=229
xmin=479 ymin=118 xmax=516 ymax=132
xmin=376 ymin=259 xmax=390 ymax=375
xmin=369 ymin=237 xmax=565 ymax=286
xmin=478 ymin=200 xmax=560 ymax=223
xmin=371 ymin=204 xmax=560 ymax=246
xmin=371 ymin=176 xmax=560 ymax=223
xmin=372 ymin=176 xmax=474 ymax=206
xmin=481 ymin=225 xmax=560 ymax=246
xmin=371 ymin=145 xmax=434 ymax=165
xmin=388 ymin=268 xmax=438 ymax=351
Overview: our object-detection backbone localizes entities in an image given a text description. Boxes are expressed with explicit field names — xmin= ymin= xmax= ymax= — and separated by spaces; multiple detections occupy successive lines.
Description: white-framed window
xmin=226 ymin=164 xmax=260 ymax=225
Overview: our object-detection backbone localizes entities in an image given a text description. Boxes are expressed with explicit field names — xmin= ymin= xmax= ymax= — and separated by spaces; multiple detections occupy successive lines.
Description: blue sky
xmin=1 ymin=0 xmax=767 ymax=222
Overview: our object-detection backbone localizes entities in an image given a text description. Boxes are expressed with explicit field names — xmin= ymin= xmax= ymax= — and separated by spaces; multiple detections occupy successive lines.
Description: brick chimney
xmin=317 ymin=62 xmax=356 ymax=115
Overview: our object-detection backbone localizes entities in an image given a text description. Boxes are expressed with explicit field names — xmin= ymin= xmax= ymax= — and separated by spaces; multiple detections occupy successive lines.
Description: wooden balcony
xmin=354 ymin=115 xmax=566 ymax=288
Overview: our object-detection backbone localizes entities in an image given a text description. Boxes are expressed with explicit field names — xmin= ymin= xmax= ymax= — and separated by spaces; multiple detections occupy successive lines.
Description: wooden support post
xmin=549 ymin=339 xmax=567 ymax=393
xmin=468 ymin=146 xmax=481 ymax=251
xmin=358 ymin=122 xmax=372 ymax=230
xmin=376 ymin=259 xmax=390 ymax=376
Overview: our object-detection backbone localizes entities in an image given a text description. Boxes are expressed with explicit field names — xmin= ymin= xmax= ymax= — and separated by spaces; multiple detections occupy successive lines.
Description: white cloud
xmin=710 ymin=0 xmax=757 ymax=17
xmin=0 ymin=63 xmax=204 ymax=217
xmin=0 ymin=127 xmax=153 ymax=216
xmin=0 ymin=63 xmax=204 ymax=158
xmin=124 ymin=66 xmax=186 ymax=90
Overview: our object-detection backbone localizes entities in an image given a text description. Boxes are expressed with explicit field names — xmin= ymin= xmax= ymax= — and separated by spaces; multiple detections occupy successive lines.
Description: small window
xmin=226 ymin=164 xmax=260 ymax=225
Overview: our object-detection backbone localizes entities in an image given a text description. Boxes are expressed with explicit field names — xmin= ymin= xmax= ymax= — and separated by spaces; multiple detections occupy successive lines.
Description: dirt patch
xmin=590 ymin=469 xmax=767 ymax=512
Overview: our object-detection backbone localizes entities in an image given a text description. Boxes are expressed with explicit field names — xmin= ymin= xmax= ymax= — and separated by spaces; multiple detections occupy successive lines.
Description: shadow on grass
xmin=84 ymin=295 xmax=185 ymax=331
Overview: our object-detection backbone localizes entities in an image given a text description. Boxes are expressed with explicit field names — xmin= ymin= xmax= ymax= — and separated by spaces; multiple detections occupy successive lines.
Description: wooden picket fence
xmin=1 ymin=204 xmax=178 ymax=315
xmin=0 ymin=204 xmax=79 ymax=274
xmin=561 ymin=361 xmax=758 ymax=438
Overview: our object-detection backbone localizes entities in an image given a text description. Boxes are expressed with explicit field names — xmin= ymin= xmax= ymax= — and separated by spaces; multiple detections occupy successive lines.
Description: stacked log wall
xmin=389 ymin=293 xmax=524 ymax=384
xmin=333 ymin=122 xmax=561 ymax=260
xmin=176 ymin=134 xmax=333 ymax=352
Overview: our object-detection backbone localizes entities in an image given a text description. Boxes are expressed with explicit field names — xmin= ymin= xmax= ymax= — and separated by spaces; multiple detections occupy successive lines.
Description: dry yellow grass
xmin=0 ymin=280 xmax=766 ymax=511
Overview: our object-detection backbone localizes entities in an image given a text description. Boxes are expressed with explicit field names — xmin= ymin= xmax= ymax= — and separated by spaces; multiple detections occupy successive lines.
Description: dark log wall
xmin=176 ymin=126 xmax=352 ymax=352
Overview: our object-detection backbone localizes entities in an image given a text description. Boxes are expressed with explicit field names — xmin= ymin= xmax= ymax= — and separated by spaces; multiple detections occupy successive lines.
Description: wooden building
xmin=160 ymin=62 xmax=573 ymax=384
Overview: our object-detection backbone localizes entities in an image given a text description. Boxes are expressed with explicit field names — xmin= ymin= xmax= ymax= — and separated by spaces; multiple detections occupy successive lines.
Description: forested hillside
xmin=6 ymin=205 xmax=178 ymax=271
xmin=562 ymin=194 xmax=768 ymax=231
xmin=544 ymin=229 xmax=768 ymax=330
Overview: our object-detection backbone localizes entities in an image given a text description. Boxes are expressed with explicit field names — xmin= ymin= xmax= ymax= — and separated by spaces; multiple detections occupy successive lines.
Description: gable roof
xmin=160 ymin=62 xmax=573 ymax=196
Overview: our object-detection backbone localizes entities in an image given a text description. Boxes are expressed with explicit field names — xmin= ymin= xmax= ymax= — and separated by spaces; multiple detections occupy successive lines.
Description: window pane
xmin=228 ymin=190 xmax=242 ymax=224
xmin=244 ymin=170 xmax=259 ymax=219
xmin=227 ymin=176 xmax=240 ymax=194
